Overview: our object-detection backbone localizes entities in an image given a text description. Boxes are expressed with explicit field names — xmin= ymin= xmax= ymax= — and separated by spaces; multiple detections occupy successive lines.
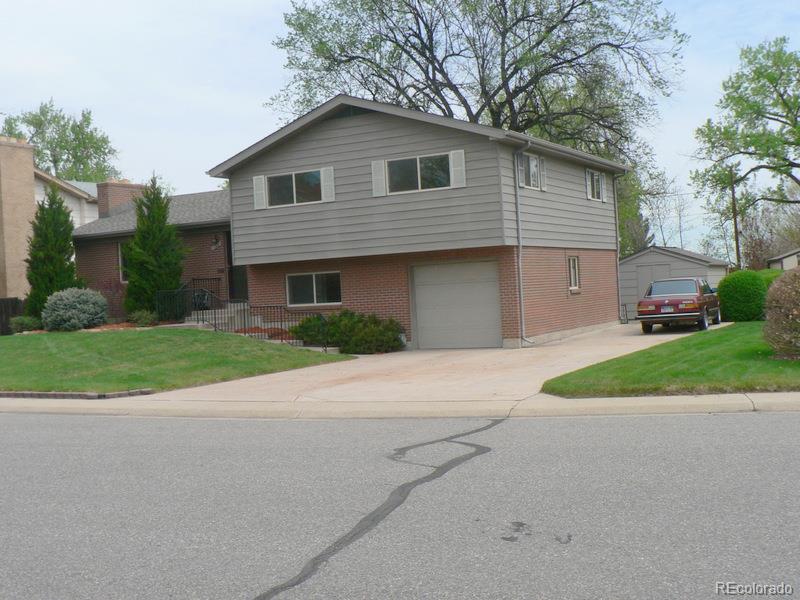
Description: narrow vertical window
xmin=568 ymin=256 xmax=580 ymax=289
xmin=118 ymin=243 xmax=128 ymax=283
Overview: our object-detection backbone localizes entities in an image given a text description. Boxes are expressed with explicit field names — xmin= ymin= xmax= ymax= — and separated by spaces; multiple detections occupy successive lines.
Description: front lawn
xmin=542 ymin=322 xmax=800 ymax=398
xmin=0 ymin=328 xmax=349 ymax=393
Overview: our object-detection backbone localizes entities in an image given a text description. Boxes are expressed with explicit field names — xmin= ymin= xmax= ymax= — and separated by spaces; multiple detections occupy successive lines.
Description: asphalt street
xmin=1 ymin=412 xmax=798 ymax=599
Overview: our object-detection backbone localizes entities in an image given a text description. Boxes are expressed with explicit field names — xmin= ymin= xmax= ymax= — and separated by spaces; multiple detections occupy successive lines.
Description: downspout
xmin=612 ymin=174 xmax=624 ymax=323
xmin=512 ymin=142 xmax=536 ymax=346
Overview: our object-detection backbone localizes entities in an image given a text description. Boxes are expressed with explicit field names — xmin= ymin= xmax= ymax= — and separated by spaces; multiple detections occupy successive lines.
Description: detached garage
xmin=411 ymin=261 xmax=502 ymax=349
xmin=619 ymin=246 xmax=729 ymax=317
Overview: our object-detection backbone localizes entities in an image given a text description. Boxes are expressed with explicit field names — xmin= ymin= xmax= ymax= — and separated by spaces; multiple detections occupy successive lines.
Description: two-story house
xmin=208 ymin=95 xmax=628 ymax=349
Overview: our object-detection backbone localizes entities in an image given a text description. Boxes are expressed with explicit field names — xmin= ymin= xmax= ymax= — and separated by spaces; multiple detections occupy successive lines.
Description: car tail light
xmin=639 ymin=304 xmax=656 ymax=311
xmin=679 ymin=302 xmax=698 ymax=309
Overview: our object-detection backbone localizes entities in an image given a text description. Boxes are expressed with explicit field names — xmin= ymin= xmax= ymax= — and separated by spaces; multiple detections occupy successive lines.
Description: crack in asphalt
xmin=253 ymin=419 xmax=506 ymax=600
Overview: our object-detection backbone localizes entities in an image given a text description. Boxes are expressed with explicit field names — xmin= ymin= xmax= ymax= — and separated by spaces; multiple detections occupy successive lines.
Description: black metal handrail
xmin=189 ymin=277 xmax=221 ymax=299
xmin=155 ymin=287 xmax=324 ymax=349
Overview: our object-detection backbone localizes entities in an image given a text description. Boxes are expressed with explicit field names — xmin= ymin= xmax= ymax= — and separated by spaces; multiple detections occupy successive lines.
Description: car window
xmin=701 ymin=280 xmax=712 ymax=294
xmin=648 ymin=280 xmax=698 ymax=296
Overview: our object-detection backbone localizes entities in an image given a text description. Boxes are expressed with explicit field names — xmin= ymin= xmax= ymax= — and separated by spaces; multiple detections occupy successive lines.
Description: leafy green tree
xmin=24 ymin=185 xmax=82 ymax=317
xmin=693 ymin=38 xmax=800 ymax=266
xmin=616 ymin=173 xmax=656 ymax=257
xmin=122 ymin=177 xmax=186 ymax=313
xmin=694 ymin=38 xmax=799 ymax=200
xmin=1 ymin=99 xmax=120 ymax=181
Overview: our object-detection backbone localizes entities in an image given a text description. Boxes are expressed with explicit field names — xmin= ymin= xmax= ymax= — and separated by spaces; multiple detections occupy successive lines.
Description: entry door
xmin=413 ymin=262 xmax=502 ymax=349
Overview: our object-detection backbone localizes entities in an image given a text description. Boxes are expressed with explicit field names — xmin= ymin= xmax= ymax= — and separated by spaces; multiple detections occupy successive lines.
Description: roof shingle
xmin=73 ymin=190 xmax=230 ymax=238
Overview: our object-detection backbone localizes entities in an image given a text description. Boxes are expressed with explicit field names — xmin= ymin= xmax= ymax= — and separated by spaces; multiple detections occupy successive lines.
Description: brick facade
xmin=75 ymin=227 xmax=229 ymax=319
xmin=247 ymin=246 xmax=521 ymax=341
xmin=519 ymin=247 xmax=619 ymax=338
xmin=245 ymin=245 xmax=619 ymax=344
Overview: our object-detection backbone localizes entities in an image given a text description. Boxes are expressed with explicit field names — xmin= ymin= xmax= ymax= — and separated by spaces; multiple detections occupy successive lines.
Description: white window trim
xmin=265 ymin=169 xmax=325 ymax=209
xmin=285 ymin=271 xmax=343 ymax=307
xmin=586 ymin=169 xmax=604 ymax=202
xmin=118 ymin=243 xmax=128 ymax=284
xmin=386 ymin=152 xmax=453 ymax=196
xmin=521 ymin=153 xmax=542 ymax=190
xmin=568 ymin=256 xmax=581 ymax=290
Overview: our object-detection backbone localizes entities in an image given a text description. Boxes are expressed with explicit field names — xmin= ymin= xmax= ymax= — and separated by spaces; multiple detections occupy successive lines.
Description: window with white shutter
xmin=253 ymin=175 xmax=266 ymax=209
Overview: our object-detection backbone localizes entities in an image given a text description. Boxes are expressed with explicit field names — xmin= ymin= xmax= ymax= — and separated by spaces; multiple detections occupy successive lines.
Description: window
xmin=522 ymin=154 xmax=541 ymax=189
xmin=387 ymin=153 xmax=450 ymax=194
xmin=118 ymin=243 xmax=128 ymax=283
xmin=266 ymin=170 xmax=322 ymax=207
xmin=586 ymin=169 xmax=604 ymax=201
xmin=287 ymin=272 xmax=342 ymax=306
xmin=647 ymin=279 xmax=699 ymax=296
xmin=568 ymin=256 xmax=580 ymax=290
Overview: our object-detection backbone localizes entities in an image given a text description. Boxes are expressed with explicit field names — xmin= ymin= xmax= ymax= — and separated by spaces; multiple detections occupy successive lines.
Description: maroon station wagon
xmin=636 ymin=277 xmax=721 ymax=334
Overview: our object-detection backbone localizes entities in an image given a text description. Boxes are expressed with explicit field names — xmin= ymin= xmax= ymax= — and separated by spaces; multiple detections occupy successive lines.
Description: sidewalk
xmin=0 ymin=390 xmax=798 ymax=419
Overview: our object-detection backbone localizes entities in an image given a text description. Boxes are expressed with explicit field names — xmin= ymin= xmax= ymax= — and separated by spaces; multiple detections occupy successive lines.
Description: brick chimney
xmin=97 ymin=180 xmax=145 ymax=217
xmin=0 ymin=136 xmax=36 ymax=298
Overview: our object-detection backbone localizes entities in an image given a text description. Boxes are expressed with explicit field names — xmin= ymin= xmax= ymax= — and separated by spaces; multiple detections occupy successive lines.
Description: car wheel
xmin=698 ymin=309 xmax=709 ymax=330
xmin=641 ymin=322 xmax=653 ymax=334
xmin=712 ymin=307 xmax=722 ymax=325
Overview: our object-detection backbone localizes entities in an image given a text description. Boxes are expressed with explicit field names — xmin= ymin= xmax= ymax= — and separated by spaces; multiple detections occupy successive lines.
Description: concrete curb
xmin=0 ymin=389 xmax=154 ymax=400
xmin=0 ymin=391 xmax=799 ymax=419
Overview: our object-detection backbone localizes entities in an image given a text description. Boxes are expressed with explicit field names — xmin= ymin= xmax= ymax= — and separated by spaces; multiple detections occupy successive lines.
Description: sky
xmin=1 ymin=0 xmax=798 ymax=250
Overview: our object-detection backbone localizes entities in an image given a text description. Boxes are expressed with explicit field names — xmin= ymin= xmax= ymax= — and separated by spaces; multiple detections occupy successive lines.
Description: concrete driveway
xmin=148 ymin=322 xmax=707 ymax=408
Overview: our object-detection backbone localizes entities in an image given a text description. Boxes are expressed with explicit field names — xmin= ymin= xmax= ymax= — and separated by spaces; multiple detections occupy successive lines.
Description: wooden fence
xmin=0 ymin=298 xmax=24 ymax=335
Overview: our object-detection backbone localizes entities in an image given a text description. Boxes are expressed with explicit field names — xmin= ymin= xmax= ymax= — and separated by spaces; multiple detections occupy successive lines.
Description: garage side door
xmin=413 ymin=262 xmax=502 ymax=349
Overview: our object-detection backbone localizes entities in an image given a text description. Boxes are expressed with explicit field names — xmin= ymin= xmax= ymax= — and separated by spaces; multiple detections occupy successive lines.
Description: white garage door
xmin=413 ymin=261 xmax=502 ymax=349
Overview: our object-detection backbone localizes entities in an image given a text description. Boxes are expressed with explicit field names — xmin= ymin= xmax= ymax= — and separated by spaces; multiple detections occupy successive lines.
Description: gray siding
xmin=619 ymin=248 xmax=723 ymax=315
xmin=228 ymin=111 xmax=505 ymax=265
xmin=498 ymin=145 xmax=618 ymax=250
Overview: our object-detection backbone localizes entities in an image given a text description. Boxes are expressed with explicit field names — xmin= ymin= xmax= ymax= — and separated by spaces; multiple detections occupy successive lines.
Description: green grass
xmin=0 ymin=328 xmax=349 ymax=392
xmin=541 ymin=322 xmax=800 ymax=398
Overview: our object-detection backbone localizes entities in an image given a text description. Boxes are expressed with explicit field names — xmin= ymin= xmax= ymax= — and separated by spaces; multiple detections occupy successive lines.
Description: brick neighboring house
xmin=73 ymin=182 xmax=238 ymax=319
xmin=208 ymin=95 xmax=629 ymax=349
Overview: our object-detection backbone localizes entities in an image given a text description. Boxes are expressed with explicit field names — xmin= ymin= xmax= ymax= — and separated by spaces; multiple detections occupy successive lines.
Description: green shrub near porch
xmin=290 ymin=310 xmax=405 ymax=354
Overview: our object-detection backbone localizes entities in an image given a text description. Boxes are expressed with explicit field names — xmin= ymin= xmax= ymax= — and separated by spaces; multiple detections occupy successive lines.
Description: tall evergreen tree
xmin=25 ymin=185 xmax=82 ymax=317
xmin=122 ymin=176 xmax=185 ymax=313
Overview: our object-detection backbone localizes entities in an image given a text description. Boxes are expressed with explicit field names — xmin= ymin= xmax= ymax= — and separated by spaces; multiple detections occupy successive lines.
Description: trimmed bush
xmin=41 ymin=288 xmax=108 ymax=331
xmin=128 ymin=310 xmax=158 ymax=327
xmin=289 ymin=314 xmax=328 ymax=346
xmin=290 ymin=309 xmax=405 ymax=354
xmin=757 ymin=269 xmax=783 ymax=289
xmin=10 ymin=315 xmax=41 ymax=334
xmin=763 ymin=268 xmax=800 ymax=358
xmin=717 ymin=270 xmax=767 ymax=322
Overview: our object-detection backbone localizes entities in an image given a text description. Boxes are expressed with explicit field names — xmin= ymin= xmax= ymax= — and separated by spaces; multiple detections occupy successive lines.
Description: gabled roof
xmin=620 ymin=246 xmax=728 ymax=267
xmin=208 ymin=95 xmax=630 ymax=178
xmin=34 ymin=168 xmax=96 ymax=203
xmin=768 ymin=247 xmax=800 ymax=262
xmin=73 ymin=190 xmax=230 ymax=239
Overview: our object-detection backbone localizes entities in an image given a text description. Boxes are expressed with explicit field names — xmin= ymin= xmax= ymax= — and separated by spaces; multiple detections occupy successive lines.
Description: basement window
xmin=568 ymin=256 xmax=580 ymax=290
xmin=287 ymin=272 xmax=342 ymax=306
